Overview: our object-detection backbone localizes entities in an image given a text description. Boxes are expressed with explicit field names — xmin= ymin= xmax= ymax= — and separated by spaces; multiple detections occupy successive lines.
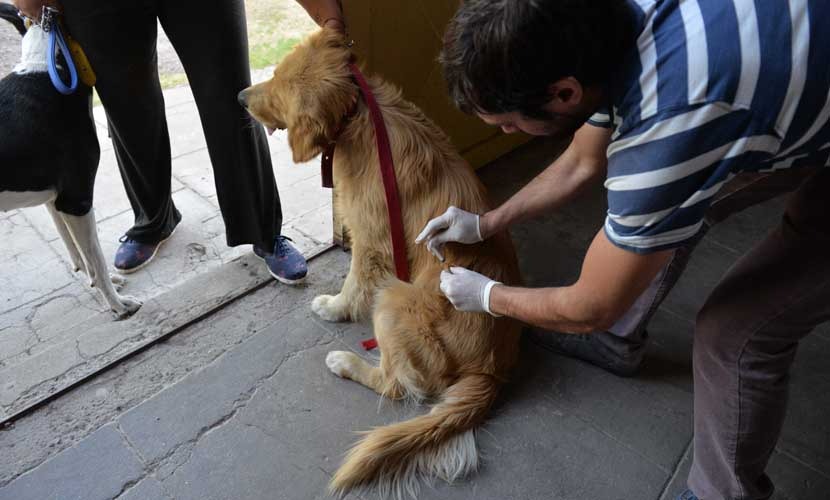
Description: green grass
xmin=150 ymin=36 xmax=300 ymax=93
xmin=248 ymin=36 xmax=300 ymax=70
xmin=159 ymin=72 xmax=190 ymax=89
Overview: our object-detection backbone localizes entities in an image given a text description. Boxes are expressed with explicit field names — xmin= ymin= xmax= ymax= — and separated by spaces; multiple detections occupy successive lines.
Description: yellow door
xmin=343 ymin=0 xmax=529 ymax=168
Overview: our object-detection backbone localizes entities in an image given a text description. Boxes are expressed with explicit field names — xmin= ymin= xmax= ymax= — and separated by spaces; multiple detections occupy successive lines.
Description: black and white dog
xmin=0 ymin=5 xmax=140 ymax=317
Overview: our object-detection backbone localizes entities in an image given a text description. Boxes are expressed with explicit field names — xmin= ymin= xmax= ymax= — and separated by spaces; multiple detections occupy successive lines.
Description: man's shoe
xmin=527 ymin=329 xmax=646 ymax=377
xmin=676 ymin=490 xmax=699 ymax=500
xmin=254 ymin=236 xmax=308 ymax=285
xmin=114 ymin=227 xmax=177 ymax=274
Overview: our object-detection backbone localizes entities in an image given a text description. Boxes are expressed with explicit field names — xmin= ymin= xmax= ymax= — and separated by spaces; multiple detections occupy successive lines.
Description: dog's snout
xmin=237 ymin=89 xmax=249 ymax=108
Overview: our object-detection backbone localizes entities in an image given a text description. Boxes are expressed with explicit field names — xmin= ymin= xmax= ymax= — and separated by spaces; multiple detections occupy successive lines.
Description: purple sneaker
xmin=253 ymin=236 xmax=308 ymax=285
xmin=114 ymin=228 xmax=177 ymax=274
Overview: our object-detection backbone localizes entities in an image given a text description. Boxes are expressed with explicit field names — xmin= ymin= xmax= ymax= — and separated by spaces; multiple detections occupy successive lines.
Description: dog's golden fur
xmin=243 ymin=29 xmax=522 ymax=498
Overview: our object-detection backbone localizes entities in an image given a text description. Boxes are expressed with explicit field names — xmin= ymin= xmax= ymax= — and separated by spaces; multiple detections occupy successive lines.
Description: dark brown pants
xmin=687 ymin=168 xmax=830 ymax=499
xmin=61 ymin=0 xmax=281 ymax=248
xmin=602 ymin=167 xmax=830 ymax=498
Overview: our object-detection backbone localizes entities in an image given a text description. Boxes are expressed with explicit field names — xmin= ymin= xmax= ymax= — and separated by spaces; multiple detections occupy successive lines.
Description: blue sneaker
xmin=253 ymin=236 xmax=307 ymax=285
xmin=676 ymin=490 xmax=699 ymax=500
xmin=114 ymin=227 xmax=177 ymax=274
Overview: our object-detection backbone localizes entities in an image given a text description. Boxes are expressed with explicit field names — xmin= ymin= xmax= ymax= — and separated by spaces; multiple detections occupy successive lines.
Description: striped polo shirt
xmin=588 ymin=0 xmax=830 ymax=254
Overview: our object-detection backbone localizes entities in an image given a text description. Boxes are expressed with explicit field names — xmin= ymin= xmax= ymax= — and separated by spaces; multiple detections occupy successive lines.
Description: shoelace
xmin=274 ymin=235 xmax=295 ymax=255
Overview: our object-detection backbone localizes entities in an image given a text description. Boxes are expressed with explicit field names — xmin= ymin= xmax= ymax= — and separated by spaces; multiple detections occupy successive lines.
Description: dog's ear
xmin=288 ymin=114 xmax=327 ymax=164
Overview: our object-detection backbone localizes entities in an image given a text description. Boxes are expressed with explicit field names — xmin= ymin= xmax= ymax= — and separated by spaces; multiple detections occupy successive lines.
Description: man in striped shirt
xmin=418 ymin=1 xmax=830 ymax=498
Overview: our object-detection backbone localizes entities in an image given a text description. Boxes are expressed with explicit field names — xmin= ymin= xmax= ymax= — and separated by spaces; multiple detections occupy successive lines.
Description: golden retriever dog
xmin=239 ymin=28 xmax=522 ymax=498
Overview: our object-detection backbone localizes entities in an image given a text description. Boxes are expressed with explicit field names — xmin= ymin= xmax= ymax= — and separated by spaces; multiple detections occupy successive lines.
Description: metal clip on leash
xmin=41 ymin=6 xmax=78 ymax=95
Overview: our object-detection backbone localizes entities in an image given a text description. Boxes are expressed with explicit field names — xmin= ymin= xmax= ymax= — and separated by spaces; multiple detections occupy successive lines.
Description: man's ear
xmin=548 ymin=77 xmax=584 ymax=106
xmin=288 ymin=114 xmax=327 ymax=163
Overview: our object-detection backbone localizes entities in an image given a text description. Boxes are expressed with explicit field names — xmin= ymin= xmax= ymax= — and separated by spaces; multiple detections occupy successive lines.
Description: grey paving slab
xmin=659 ymin=236 xmax=743 ymax=324
xmin=528 ymin=345 xmax=694 ymax=473
xmin=1 ymin=61 xmax=333 ymax=415
xmin=815 ymin=322 xmax=830 ymax=342
xmin=0 ymin=283 xmax=107 ymax=369
xmin=0 ymin=332 xmax=84 ymax=408
xmin=420 ymin=369 xmax=669 ymax=500
xmin=0 ymin=250 xmax=307 ymax=421
xmin=118 ymin=477 xmax=172 ymax=500
xmin=0 ymin=250 xmax=351 ymax=489
xmin=0 ymin=214 xmax=75 ymax=315
xmin=0 ymin=212 xmax=54 ymax=266
xmin=706 ymin=194 xmax=790 ymax=255
xmin=190 ymin=325 xmax=672 ymax=500
xmin=160 ymin=85 xmax=197 ymax=109
xmin=658 ymin=443 xmax=692 ymax=500
xmin=0 ymin=254 xmax=74 ymax=315
xmin=279 ymin=173 xmax=334 ymax=223
xmin=768 ymin=450 xmax=830 ymax=500
xmin=236 ymin=338 xmax=402 ymax=465
xmin=117 ymin=308 xmax=334 ymax=468
xmin=16 ymin=161 xmax=183 ymax=246
xmin=0 ymin=308 xmax=35 ymax=370
xmin=659 ymin=444 xmax=829 ymax=500
xmin=639 ymin=308 xmax=695 ymax=395
xmin=165 ymin=105 xmax=208 ymax=159
xmin=160 ymin=422 xmax=346 ymax=500
xmin=0 ymin=424 xmax=143 ymax=500
xmin=290 ymin=203 xmax=336 ymax=245
xmin=777 ymin=333 xmax=830 ymax=474
xmin=15 ymin=203 xmax=60 ymax=243
xmin=172 ymin=149 xmax=219 ymax=203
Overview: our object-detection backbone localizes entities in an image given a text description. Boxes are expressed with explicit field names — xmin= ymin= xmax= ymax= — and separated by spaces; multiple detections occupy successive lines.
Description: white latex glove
xmin=415 ymin=206 xmax=483 ymax=261
xmin=439 ymin=266 xmax=502 ymax=316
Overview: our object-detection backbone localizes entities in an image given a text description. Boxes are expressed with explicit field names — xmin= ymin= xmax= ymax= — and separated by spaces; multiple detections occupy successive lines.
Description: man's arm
xmin=294 ymin=0 xmax=345 ymax=31
xmin=480 ymin=123 xmax=611 ymax=238
xmin=488 ymin=228 xmax=673 ymax=333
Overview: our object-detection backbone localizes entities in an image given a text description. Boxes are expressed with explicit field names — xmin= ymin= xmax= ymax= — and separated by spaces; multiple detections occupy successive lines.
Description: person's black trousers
xmin=62 ymin=0 xmax=281 ymax=249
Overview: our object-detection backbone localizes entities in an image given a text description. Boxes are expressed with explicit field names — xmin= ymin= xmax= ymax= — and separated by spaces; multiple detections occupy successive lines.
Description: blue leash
xmin=41 ymin=7 xmax=78 ymax=95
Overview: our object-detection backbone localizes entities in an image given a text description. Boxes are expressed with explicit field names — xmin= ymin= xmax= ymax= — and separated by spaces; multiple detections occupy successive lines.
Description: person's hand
xmin=295 ymin=1 xmax=346 ymax=33
xmin=439 ymin=267 xmax=502 ymax=316
xmin=13 ymin=0 xmax=54 ymax=21
xmin=415 ymin=206 xmax=483 ymax=261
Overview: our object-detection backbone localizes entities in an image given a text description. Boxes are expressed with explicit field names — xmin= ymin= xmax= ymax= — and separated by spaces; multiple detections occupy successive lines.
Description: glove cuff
xmin=483 ymin=280 xmax=503 ymax=317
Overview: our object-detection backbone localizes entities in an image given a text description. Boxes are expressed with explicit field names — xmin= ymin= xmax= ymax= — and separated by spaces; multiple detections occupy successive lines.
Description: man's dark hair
xmin=441 ymin=0 xmax=635 ymax=119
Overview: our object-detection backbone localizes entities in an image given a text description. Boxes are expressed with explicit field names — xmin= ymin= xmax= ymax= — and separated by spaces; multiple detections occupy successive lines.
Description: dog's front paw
xmin=326 ymin=351 xmax=358 ymax=379
xmin=111 ymin=295 xmax=142 ymax=319
xmin=311 ymin=294 xmax=348 ymax=322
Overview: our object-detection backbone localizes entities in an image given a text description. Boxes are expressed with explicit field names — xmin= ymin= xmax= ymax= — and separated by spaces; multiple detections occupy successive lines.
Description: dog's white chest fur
xmin=14 ymin=25 xmax=48 ymax=74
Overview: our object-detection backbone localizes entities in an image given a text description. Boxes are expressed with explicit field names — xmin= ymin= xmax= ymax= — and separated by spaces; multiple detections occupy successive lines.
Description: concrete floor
xmin=0 ymin=1 xmax=325 ymax=421
xmin=0 ymin=138 xmax=828 ymax=500
xmin=0 ymin=76 xmax=332 ymax=422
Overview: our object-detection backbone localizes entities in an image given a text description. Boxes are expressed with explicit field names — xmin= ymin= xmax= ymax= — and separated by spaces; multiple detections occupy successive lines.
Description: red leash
xmin=320 ymin=63 xmax=410 ymax=351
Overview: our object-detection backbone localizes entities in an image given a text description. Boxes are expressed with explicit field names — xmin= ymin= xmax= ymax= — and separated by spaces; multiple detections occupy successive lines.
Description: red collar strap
xmin=321 ymin=63 xmax=410 ymax=287
xmin=320 ymin=64 xmax=409 ymax=353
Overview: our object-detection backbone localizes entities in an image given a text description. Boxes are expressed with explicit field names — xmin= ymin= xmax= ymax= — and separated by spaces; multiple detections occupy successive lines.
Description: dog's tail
xmin=330 ymin=372 xmax=499 ymax=499
xmin=0 ymin=3 xmax=26 ymax=36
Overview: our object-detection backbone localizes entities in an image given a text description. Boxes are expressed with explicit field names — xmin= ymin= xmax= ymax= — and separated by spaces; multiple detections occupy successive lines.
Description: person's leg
xmin=688 ymin=168 xmax=830 ymax=499
xmin=61 ymin=1 xmax=180 ymax=247
xmin=156 ymin=0 xmax=281 ymax=250
xmin=530 ymin=168 xmax=816 ymax=375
